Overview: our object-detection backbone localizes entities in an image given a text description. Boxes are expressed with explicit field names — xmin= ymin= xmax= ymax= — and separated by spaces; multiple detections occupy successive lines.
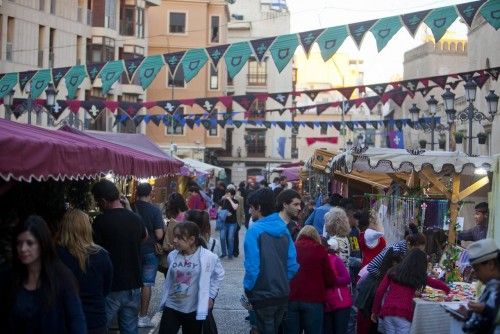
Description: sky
xmin=285 ymin=0 xmax=470 ymax=83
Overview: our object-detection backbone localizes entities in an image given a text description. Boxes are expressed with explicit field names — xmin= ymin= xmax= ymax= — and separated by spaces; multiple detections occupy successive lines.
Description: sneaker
xmin=138 ymin=316 xmax=154 ymax=328
xmin=220 ymin=254 xmax=226 ymax=259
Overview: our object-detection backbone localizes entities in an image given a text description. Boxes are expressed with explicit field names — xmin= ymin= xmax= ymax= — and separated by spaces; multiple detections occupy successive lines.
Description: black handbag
xmin=202 ymin=309 xmax=218 ymax=334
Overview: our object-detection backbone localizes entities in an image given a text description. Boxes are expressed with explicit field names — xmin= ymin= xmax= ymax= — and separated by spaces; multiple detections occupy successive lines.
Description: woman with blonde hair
xmin=285 ymin=225 xmax=335 ymax=334
xmin=56 ymin=209 xmax=113 ymax=334
xmin=324 ymin=207 xmax=351 ymax=267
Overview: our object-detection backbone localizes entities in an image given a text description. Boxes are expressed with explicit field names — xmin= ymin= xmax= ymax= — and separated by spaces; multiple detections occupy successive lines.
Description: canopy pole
xmin=449 ymin=173 xmax=461 ymax=244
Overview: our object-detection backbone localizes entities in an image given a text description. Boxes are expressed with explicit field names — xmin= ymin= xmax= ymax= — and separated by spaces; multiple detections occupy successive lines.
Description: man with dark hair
xmin=92 ymin=179 xmax=147 ymax=334
xmin=273 ymin=176 xmax=288 ymax=197
xmin=247 ymin=188 xmax=276 ymax=220
xmin=305 ymin=193 xmax=344 ymax=236
xmin=212 ymin=181 xmax=226 ymax=207
xmin=134 ymin=183 xmax=164 ymax=328
xmin=244 ymin=188 xmax=300 ymax=333
xmin=458 ymin=202 xmax=489 ymax=242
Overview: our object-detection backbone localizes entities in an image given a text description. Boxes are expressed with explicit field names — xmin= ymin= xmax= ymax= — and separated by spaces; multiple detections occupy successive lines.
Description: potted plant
xmin=419 ymin=139 xmax=427 ymax=149
xmin=477 ymin=132 xmax=487 ymax=145
xmin=438 ymin=138 xmax=446 ymax=150
xmin=454 ymin=131 xmax=464 ymax=144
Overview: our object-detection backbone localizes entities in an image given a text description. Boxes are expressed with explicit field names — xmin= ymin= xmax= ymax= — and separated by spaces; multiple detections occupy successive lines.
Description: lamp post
xmin=408 ymin=94 xmax=440 ymax=150
xmin=441 ymin=81 xmax=498 ymax=155
xmin=291 ymin=65 xmax=298 ymax=159
xmin=3 ymin=82 xmax=58 ymax=125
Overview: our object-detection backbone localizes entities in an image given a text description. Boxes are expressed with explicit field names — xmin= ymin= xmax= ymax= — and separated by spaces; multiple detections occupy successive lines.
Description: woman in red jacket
xmin=371 ymin=248 xmax=450 ymax=334
xmin=285 ymin=226 xmax=335 ymax=334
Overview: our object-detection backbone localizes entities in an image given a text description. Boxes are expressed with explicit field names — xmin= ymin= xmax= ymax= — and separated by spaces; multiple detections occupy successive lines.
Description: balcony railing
xmin=6 ymin=43 xmax=13 ymax=61
xmin=247 ymin=73 xmax=267 ymax=86
xmin=38 ymin=50 xmax=44 ymax=67
xmin=247 ymin=145 xmax=266 ymax=157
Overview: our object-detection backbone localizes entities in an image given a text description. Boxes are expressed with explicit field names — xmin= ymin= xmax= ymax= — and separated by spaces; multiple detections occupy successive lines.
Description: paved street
xmin=132 ymin=228 xmax=251 ymax=334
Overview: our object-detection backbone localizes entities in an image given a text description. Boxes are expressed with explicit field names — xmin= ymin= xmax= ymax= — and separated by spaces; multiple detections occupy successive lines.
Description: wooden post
xmin=448 ymin=173 xmax=461 ymax=244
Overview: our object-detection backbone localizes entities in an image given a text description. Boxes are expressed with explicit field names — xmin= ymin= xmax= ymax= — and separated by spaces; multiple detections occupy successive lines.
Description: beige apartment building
xmin=0 ymin=0 xmax=159 ymax=133
xmin=146 ymin=0 xmax=228 ymax=161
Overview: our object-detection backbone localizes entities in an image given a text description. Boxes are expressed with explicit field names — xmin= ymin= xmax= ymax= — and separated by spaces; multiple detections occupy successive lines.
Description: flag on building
xmin=388 ymin=131 xmax=404 ymax=148
xmin=277 ymin=137 xmax=286 ymax=158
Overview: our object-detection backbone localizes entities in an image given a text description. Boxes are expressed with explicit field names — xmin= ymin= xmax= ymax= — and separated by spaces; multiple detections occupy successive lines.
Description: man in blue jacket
xmin=244 ymin=188 xmax=300 ymax=334
xmin=305 ymin=193 xmax=343 ymax=236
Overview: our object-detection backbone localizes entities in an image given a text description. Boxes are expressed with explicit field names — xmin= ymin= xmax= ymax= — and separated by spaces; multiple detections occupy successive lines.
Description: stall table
xmin=411 ymin=299 xmax=465 ymax=334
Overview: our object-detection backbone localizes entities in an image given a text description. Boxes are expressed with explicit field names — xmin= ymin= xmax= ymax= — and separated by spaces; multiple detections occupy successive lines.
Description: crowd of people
xmin=0 ymin=175 xmax=499 ymax=334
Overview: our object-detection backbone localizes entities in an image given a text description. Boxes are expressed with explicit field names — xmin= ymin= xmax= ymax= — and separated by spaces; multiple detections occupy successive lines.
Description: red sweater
xmin=372 ymin=274 xmax=450 ymax=322
xmin=289 ymin=237 xmax=335 ymax=303
xmin=359 ymin=232 xmax=386 ymax=267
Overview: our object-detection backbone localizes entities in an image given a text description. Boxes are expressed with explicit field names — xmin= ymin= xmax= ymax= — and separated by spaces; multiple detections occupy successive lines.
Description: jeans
xmin=105 ymin=289 xmax=141 ymax=334
xmin=381 ymin=316 xmax=411 ymax=334
xmin=285 ymin=301 xmax=323 ymax=334
xmin=324 ymin=307 xmax=351 ymax=334
xmin=159 ymin=307 xmax=203 ymax=334
xmin=254 ymin=304 xmax=287 ymax=334
xmin=233 ymin=224 xmax=241 ymax=256
xmin=141 ymin=252 xmax=159 ymax=286
xmin=220 ymin=222 xmax=236 ymax=257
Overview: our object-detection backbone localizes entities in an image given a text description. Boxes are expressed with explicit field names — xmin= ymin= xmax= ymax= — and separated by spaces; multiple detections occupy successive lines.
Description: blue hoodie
xmin=243 ymin=213 xmax=299 ymax=308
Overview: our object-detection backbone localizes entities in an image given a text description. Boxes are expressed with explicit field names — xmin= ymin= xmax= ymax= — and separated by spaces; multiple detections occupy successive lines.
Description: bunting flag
xmin=233 ymin=120 xmax=243 ymax=128
xmin=100 ymin=60 xmax=124 ymax=94
xmin=370 ymin=16 xmax=402 ymax=52
xmin=0 ymin=73 xmax=18 ymax=99
xmin=270 ymin=34 xmax=300 ymax=73
xmin=65 ymin=65 xmax=87 ymax=99
xmin=250 ymin=37 xmax=276 ymax=62
xmin=120 ymin=102 xmax=142 ymax=118
xmin=233 ymin=94 xmax=256 ymax=110
xmin=348 ymin=19 xmax=377 ymax=48
xmin=401 ymin=9 xmax=431 ymax=37
xmin=206 ymin=44 xmax=230 ymax=68
xmin=456 ymin=0 xmax=484 ymax=28
xmin=299 ymin=29 xmax=325 ymax=56
xmin=81 ymin=100 xmax=106 ymax=120
xmin=363 ymin=95 xmax=381 ymax=110
xmin=316 ymin=26 xmax=349 ymax=62
xmin=473 ymin=73 xmax=490 ymax=88
xmin=48 ymin=100 xmax=67 ymax=120
xmin=316 ymin=104 xmax=330 ymax=115
xmin=51 ymin=67 xmax=71 ymax=88
xmin=159 ymin=100 xmax=181 ymax=115
xmin=86 ymin=63 xmax=105 ymax=84
xmin=124 ymin=57 xmax=144 ymax=82
xmin=401 ymin=79 xmax=419 ymax=93
xmin=368 ymin=83 xmax=388 ymax=96
xmin=480 ymin=0 xmax=500 ymax=30
xmin=305 ymin=137 xmax=338 ymax=146
xmin=133 ymin=115 xmax=145 ymax=127
xmin=338 ymin=87 xmax=355 ymax=100
xmin=269 ymin=92 xmax=289 ymax=106
xmin=138 ymin=55 xmax=164 ymax=90
xmin=29 ymin=69 xmax=51 ymax=98
xmin=448 ymin=80 xmax=461 ymax=90
xmin=182 ymin=49 xmax=208 ymax=83
xmin=424 ymin=6 xmax=458 ymax=43
xmin=19 ymin=70 xmax=37 ymax=92
xmin=486 ymin=68 xmax=499 ymax=80
xmin=150 ymin=114 xmax=163 ymax=126
xmin=196 ymin=98 xmax=219 ymax=112
xmin=304 ymin=90 xmax=321 ymax=101
xmin=164 ymin=51 xmax=186 ymax=75
xmin=225 ymin=42 xmax=253 ymax=79
xmin=431 ymin=75 xmax=449 ymax=89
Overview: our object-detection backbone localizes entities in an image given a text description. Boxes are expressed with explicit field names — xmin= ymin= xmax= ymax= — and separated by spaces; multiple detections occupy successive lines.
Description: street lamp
xmin=409 ymin=95 xmax=449 ymax=150
xmin=291 ymin=65 xmax=298 ymax=159
xmin=441 ymin=80 xmax=499 ymax=155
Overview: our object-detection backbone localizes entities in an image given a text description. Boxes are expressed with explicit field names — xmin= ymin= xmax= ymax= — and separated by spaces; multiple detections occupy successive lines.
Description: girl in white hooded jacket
xmin=159 ymin=221 xmax=224 ymax=334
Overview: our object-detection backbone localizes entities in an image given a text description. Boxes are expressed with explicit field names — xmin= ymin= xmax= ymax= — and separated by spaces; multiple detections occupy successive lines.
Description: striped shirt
xmin=366 ymin=240 xmax=408 ymax=278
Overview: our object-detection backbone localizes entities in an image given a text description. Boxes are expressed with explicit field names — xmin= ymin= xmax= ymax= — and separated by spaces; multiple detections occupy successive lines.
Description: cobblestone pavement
xmin=135 ymin=228 xmax=251 ymax=334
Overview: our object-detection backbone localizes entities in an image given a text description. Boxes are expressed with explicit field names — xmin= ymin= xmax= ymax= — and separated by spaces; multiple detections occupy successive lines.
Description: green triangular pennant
xmin=65 ymin=65 xmax=87 ymax=99
xmin=370 ymin=16 xmax=402 ymax=52
xmin=100 ymin=60 xmax=124 ymax=94
xmin=181 ymin=48 xmax=208 ymax=83
xmin=0 ymin=73 xmax=18 ymax=99
xmin=424 ymin=6 xmax=458 ymax=43
xmin=480 ymin=0 xmax=500 ymax=30
xmin=138 ymin=55 xmax=164 ymax=89
xmin=224 ymin=42 xmax=253 ymax=79
xmin=316 ymin=26 xmax=349 ymax=62
xmin=29 ymin=69 xmax=51 ymax=98
xmin=269 ymin=34 xmax=299 ymax=73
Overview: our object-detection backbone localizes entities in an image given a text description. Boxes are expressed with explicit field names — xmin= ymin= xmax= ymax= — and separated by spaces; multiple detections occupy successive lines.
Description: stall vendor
xmin=456 ymin=238 xmax=500 ymax=333
xmin=458 ymin=202 xmax=489 ymax=242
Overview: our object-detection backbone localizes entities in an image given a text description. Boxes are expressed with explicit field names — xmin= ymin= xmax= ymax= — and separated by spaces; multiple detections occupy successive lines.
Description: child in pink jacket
xmin=371 ymin=248 xmax=450 ymax=334
xmin=324 ymin=237 xmax=353 ymax=333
